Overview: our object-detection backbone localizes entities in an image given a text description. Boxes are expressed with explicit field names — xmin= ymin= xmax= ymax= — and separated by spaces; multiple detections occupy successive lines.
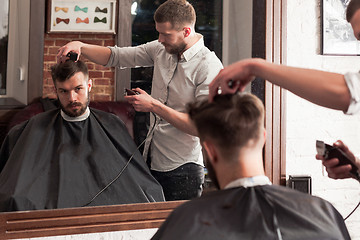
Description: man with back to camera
xmin=209 ymin=0 xmax=360 ymax=182
xmin=57 ymin=0 xmax=223 ymax=201
xmin=151 ymin=93 xmax=350 ymax=240
xmin=0 ymin=60 xmax=164 ymax=212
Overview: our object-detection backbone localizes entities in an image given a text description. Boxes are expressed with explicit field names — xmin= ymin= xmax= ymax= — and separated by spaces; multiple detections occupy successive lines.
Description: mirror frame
xmin=0 ymin=201 xmax=184 ymax=239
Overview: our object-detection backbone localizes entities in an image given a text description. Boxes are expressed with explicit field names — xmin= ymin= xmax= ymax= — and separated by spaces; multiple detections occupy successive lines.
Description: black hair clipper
xmin=316 ymin=140 xmax=360 ymax=181
xmin=66 ymin=52 xmax=78 ymax=61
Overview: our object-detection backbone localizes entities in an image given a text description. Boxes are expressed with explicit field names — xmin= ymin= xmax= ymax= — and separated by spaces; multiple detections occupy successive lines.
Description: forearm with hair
xmin=251 ymin=59 xmax=351 ymax=111
xmin=151 ymin=99 xmax=198 ymax=136
xmin=81 ymin=43 xmax=112 ymax=66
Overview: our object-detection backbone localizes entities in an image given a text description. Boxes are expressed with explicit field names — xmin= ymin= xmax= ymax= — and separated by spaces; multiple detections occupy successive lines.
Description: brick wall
xmin=43 ymin=33 xmax=116 ymax=101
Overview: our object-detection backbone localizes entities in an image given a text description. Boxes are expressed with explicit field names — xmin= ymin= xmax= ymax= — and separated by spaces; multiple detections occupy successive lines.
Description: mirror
xmin=0 ymin=0 xmax=266 ymax=216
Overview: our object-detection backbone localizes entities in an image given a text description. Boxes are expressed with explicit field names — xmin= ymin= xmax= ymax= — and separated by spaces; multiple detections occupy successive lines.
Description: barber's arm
xmin=209 ymin=58 xmax=351 ymax=112
xmin=124 ymin=88 xmax=198 ymax=136
xmin=57 ymin=41 xmax=111 ymax=65
xmin=316 ymin=140 xmax=360 ymax=180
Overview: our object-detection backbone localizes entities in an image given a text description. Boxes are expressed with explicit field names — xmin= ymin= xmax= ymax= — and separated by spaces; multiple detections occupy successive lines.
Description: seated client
xmin=152 ymin=93 xmax=350 ymax=239
xmin=0 ymin=60 xmax=164 ymax=212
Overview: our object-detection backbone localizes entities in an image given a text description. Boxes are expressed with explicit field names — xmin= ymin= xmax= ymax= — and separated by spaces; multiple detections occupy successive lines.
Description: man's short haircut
xmin=154 ymin=0 xmax=196 ymax=30
xmin=346 ymin=0 xmax=360 ymax=22
xmin=51 ymin=60 xmax=88 ymax=85
xmin=188 ymin=93 xmax=264 ymax=151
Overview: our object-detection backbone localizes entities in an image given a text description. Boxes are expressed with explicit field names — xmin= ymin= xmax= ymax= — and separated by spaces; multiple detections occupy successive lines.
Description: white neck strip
xmin=61 ymin=107 xmax=90 ymax=122
xmin=224 ymin=175 xmax=272 ymax=189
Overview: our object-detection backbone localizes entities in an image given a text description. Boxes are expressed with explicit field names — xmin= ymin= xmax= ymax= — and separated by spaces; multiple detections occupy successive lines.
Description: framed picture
xmin=47 ymin=0 xmax=117 ymax=34
xmin=322 ymin=0 xmax=360 ymax=55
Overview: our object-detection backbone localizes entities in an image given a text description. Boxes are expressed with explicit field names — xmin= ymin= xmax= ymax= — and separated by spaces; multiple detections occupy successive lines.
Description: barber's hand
xmin=209 ymin=59 xmax=260 ymax=102
xmin=57 ymin=41 xmax=83 ymax=63
xmin=124 ymin=88 xmax=156 ymax=112
xmin=316 ymin=140 xmax=360 ymax=180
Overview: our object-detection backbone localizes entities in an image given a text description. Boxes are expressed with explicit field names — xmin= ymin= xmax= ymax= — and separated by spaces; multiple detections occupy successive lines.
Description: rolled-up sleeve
xmin=194 ymin=52 xmax=223 ymax=99
xmin=344 ymin=72 xmax=360 ymax=115
xmin=104 ymin=41 xmax=159 ymax=68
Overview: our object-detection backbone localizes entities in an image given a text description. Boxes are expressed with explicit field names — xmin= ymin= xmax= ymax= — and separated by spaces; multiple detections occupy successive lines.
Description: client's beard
xmin=60 ymin=94 xmax=89 ymax=117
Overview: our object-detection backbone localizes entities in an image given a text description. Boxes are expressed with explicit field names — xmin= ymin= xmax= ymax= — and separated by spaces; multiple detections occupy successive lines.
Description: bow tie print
xmin=76 ymin=17 xmax=89 ymax=24
xmin=94 ymin=17 xmax=107 ymax=24
xmin=95 ymin=7 xmax=108 ymax=13
xmin=56 ymin=18 xmax=70 ymax=24
xmin=74 ymin=5 xmax=88 ymax=13
xmin=55 ymin=7 xmax=69 ymax=13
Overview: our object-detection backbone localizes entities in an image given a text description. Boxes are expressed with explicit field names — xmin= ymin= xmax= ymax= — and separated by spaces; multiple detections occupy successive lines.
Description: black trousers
xmin=151 ymin=163 xmax=204 ymax=201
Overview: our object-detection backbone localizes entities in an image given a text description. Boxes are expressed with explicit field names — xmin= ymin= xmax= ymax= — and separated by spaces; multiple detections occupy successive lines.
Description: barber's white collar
xmin=224 ymin=175 xmax=272 ymax=189
xmin=61 ymin=107 xmax=90 ymax=122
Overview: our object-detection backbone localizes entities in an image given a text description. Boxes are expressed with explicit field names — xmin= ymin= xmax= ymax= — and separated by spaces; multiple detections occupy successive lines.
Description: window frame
xmin=0 ymin=0 xmax=44 ymax=108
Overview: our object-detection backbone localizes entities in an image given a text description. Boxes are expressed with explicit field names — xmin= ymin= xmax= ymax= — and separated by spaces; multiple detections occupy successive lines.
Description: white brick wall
xmin=286 ymin=0 xmax=360 ymax=239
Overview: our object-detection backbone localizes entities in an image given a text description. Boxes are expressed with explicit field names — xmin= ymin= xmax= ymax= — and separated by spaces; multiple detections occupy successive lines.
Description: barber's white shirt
xmin=105 ymin=37 xmax=223 ymax=171
xmin=344 ymin=72 xmax=360 ymax=114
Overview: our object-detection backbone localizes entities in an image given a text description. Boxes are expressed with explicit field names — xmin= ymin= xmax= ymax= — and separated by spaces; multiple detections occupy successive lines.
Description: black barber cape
xmin=0 ymin=108 xmax=164 ymax=211
xmin=152 ymin=185 xmax=350 ymax=240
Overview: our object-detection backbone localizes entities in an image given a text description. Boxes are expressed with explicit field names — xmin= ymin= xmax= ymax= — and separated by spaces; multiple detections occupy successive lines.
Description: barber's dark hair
xmin=188 ymin=93 xmax=264 ymax=152
xmin=346 ymin=0 xmax=360 ymax=22
xmin=51 ymin=60 xmax=88 ymax=85
xmin=154 ymin=0 xmax=196 ymax=30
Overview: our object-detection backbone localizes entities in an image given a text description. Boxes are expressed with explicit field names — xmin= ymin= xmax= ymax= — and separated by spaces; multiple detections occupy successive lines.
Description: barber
xmin=57 ymin=0 xmax=223 ymax=201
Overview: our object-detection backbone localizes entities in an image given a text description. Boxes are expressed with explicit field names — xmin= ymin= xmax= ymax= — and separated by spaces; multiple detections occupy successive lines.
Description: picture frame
xmin=47 ymin=0 xmax=117 ymax=34
xmin=321 ymin=0 xmax=360 ymax=55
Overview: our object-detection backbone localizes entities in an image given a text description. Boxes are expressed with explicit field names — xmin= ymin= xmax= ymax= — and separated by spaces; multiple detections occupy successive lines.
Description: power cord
xmin=82 ymin=112 xmax=158 ymax=207
xmin=344 ymin=199 xmax=360 ymax=221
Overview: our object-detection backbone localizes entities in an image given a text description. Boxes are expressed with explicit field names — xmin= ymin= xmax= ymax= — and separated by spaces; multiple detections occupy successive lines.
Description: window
xmin=130 ymin=0 xmax=223 ymax=92
xmin=130 ymin=0 xmax=223 ymax=148
xmin=0 ymin=0 xmax=30 ymax=105
xmin=131 ymin=0 xmax=222 ymax=85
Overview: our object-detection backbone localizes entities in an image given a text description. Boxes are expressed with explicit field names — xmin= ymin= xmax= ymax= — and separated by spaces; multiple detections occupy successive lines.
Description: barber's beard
xmin=60 ymin=94 xmax=89 ymax=117
xmin=204 ymin=151 xmax=220 ymax=190
xmin=164 ymin=41 xmax=187 ymax=55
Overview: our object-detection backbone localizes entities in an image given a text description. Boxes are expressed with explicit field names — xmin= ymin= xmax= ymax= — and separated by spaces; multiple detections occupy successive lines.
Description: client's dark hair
xmin=51 ymin=60 xmax=88 ymax=85
xmin=188 ymin=93 xmax=264 ymax=152
xmin=346 ymin=0 xmax=360 ymax=22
